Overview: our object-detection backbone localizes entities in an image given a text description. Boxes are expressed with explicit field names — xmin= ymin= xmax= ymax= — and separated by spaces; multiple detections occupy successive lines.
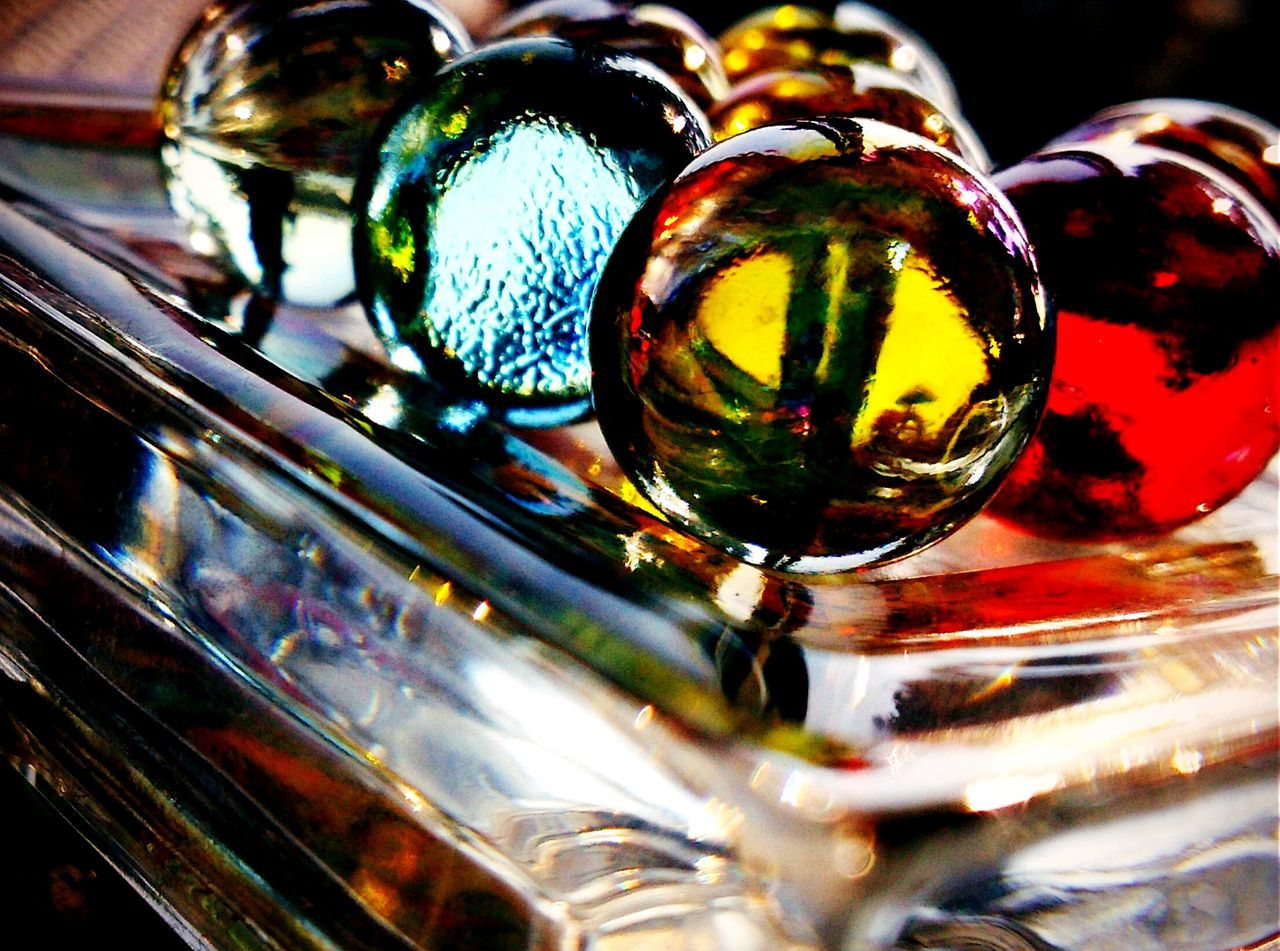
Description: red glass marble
xmin=708 ymin=64 xmax=990 ymax=171
xmin=487 ymin=0 xmax=729 ymax=107
xmin=989 ymin=142 xmax=1280 ymax=539
xmin=1048 ymin=99 xmax=1280 ymax=227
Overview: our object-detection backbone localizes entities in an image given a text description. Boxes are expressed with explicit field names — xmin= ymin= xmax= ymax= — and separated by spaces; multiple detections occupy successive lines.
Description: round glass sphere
xmin=1046 ymin=99 xmax=1280 ymax=226
xmin=356 ymin=38 xmax=710 ymax=424
xmin=719 ymin=4 xmax=958 ymax=112
xmin=708 ymin=64 xmax=990 ymax=170
xmin=160 ymin=0 xmax=470 ymax=307
xmin=590 ymin=119 xmax=1053 ymax=572
xmin=989 ymin=142 xmax=1280 ymax=539
xmin=487 ymin=0 xmax=729 ymax=108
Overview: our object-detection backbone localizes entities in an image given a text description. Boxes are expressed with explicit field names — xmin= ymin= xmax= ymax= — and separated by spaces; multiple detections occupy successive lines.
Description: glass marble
xmin=357 ymin=38 xmax=709 ymax=422
xmin=590 ymin=119 xmax=1052 ymax=572
xmin=719 ymin=4 xmax=958 ymax=112
xmin=487 ymin=0 xmax=729 ymax=108
xmin=160 ymin=0 xmax=470 ymax=308
xmin=1047 ymin=99 xmax=1280 ymax=227
xmin=708 ymin=64 xmax=990 ymax=171
xmin=989 ymin=143 xmax=1280 ymax=539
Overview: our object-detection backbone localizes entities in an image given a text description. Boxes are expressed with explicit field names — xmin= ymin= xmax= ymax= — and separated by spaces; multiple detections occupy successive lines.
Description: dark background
xmin=675 ymin=0 xmax=1278 ymax=166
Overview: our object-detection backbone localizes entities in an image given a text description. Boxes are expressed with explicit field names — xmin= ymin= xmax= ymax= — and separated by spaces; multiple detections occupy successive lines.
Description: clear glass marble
xmin=160 ymin=0 xmax=470 ymax=307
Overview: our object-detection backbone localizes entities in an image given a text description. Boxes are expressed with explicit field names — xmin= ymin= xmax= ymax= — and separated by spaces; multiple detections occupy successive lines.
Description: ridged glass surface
xmin=359 ymin=38 xmax=709 ymax=421
xmin=1 ymin=20 xmax=1278 ymax=945
xmin=0 ymin=153 xmax=1276 ymax=949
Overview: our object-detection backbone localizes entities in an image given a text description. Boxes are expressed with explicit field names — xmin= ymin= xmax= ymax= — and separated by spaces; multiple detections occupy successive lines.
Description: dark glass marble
xmin=160 ymin=0 xmax=470 ymax=308
xmin=1048 ymin=99 xmax=1280 ymax=227
xmin=591 ymin=119 xmax=1052 ymax=572
xmin=709 ymin=64 xmax=989 ymax=171
xmin=357 ymin=38 xmax=709 ymax=424
xmin=990 ymin=143 xmax=1280 ymax=539
xmin=719 ymin=4 xmax=958 ymax=112
xmin=487 ymin=0 xmax=729 ymax=108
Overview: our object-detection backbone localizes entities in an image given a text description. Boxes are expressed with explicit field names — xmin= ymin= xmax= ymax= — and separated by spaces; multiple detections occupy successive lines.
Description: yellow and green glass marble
xmin=590 ymin=119 xmax=1053 ymax=571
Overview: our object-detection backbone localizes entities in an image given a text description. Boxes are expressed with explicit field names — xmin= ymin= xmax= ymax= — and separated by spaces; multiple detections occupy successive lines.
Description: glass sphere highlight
xmin=709 ymin=64 xmax=990 ymax=170
xmin=160 ymin=0 xmax=470 ymax=307
xmin=719 ymin=4 xmax=958 ymax=112
xmin=1047 ymin=99 xmax=1280 ymax=226
xmin=357 ymin=38 xmax=710 ymax=423
xmin=590 ymin=119 xmax=1053 ymax=572
xmin=989 ymin=143 xmax=1280 ymax=539
xmin=487 ymin=0 xmax=729 ymax=108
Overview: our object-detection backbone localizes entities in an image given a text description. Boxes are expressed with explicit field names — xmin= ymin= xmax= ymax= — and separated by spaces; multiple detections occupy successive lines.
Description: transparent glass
xmin=0 ymin=108 xmax=1275 ymax=950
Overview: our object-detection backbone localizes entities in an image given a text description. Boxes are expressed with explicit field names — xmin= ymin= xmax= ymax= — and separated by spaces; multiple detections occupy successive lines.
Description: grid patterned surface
xmin=0 ymin=0 xmax=211 ymax=95
xmin=0 ymin=0 xmax=503 ymax=97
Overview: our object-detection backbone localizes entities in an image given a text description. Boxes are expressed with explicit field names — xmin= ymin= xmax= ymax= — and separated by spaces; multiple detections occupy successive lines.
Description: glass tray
xmin=0 ymin=98 xmax=1276 ymax=950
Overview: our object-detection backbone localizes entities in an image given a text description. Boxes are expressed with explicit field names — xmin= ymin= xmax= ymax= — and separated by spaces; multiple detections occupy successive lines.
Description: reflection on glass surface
xmin=0 ymin=110 xmax=1277 ymax=949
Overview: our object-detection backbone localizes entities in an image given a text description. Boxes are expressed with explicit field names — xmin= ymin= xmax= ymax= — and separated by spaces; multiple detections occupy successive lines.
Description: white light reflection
xmin=1005 ymin=778 xmax=1276 ymax=880
xmin=189 ymin=230 xmax=218 ymax=256
xmin=430 ymin=26 xmax=453 ymax=54
xmin=713 ymin=562 xmax=766 ymax=623
xmin=964 ymin=772 xmax=1060 ymax=812
xmin=889 ymin=45 xmax=918 ymax=72
xmin=1171 ymin=747 xmax=1204 ymax=775
xmin=468 ymin=661 xmax=733 ymax=843
xmin=362 ymin=384 xmax=404 ymax=427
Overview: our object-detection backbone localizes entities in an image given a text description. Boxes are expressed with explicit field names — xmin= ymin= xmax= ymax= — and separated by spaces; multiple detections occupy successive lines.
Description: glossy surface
xmin=719 ymin=4 xmax=958 ymax=111
xmin=2 ymin=114 xmax=1278 ymax=951
xmin=709 ymin=64 xmax=990 ymax=170
xmin=591 ymin=120 xmax=1052 ymax=572
xmin=358 ymin=38 xmax=708 ymax=422
xmin=159 ymin=0 xmax=469 ymax=308
xmin=990 ymin=144 xmax=1280 ymax=539
xmin=1048 ymin=98 xmax=1280 ymax=226
xmin=488 ymin=0 xmax=729 ymax=107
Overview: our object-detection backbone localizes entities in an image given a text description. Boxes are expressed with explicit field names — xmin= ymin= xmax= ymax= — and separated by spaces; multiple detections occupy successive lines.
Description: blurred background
xmin=673 ymin=0 xmax=1278 ymax=164
xmin=0 ymin=0 xmax=1275 ymax=164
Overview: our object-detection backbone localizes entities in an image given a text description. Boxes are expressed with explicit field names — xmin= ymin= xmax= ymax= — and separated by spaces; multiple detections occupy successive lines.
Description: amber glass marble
xmin=1047 ymin=99 xmax=1280 ymax=226
xmin=709 ymin=64 xmax=989 ymax=170
xmin=990 ymin=143 xmax=1280 ymax=539
xmin=719 ymin=4 xmax=957 ymax=111
xmin=591 ymin=119 xmax=1052 ymax=572
xmin=160 ymin=0 xmax=470 ymax=307
xmin=356 ymin=39 xmax=708 ymax=423
xmin=487 ymin=0 xmax=729 ymax=107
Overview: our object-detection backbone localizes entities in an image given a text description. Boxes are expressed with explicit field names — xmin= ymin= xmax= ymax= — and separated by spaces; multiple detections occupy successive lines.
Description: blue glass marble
xmin=357 ymin=38 xmax=710 ymax=422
